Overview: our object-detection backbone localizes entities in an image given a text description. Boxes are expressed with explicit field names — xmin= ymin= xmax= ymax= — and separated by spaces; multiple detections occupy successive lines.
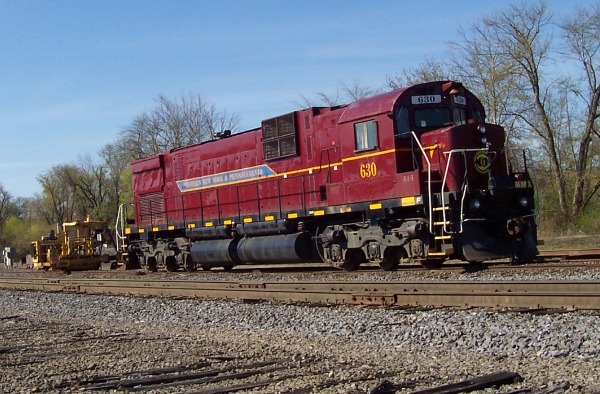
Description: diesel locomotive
xmin=115 ymin=81 xmax=539 ymax=271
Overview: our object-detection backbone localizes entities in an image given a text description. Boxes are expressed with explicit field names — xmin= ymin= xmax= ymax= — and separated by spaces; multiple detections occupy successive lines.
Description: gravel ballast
xmin=1 ymin=276 xmax=599 ymax=393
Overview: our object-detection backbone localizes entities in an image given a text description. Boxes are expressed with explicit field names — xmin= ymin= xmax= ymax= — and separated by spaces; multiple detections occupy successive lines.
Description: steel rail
xmin=538 ymin=247 xmax=600 ymax=259
xmin=0 ymin=277 xmax=598 ymax=310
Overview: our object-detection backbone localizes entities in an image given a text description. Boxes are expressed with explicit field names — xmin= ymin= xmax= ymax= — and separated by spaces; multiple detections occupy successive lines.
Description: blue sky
xmin=0 ymin=0 xmax=587 ymax=198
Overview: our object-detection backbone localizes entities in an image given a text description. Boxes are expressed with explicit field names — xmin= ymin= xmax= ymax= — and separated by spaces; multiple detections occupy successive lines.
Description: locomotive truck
xmin=115 ymin=81 xmax=538 ymax=272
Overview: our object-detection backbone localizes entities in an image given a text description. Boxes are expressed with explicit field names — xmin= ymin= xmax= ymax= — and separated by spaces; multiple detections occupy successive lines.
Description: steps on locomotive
xmin=429 ymin=196 xmax=455 ymax=257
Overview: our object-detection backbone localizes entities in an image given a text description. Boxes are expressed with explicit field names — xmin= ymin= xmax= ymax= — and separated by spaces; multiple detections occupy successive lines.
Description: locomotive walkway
xmin=0 ymin=276 xmax=598 ymax=310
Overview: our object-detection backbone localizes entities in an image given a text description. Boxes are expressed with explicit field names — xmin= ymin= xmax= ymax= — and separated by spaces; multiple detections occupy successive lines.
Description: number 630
xmin=359 ymin=162 xmax=377 ymax=178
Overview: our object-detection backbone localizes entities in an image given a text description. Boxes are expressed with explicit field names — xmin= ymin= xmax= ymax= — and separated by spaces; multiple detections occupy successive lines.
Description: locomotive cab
xmin=394 ymin=82 xmax=538 ymax=264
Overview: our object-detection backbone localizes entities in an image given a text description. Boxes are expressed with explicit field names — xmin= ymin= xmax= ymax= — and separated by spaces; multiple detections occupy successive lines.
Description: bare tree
xmin=386 ymin=58 xmax=452 ymax=90
xmin=99 ymin=143 xmax=132 ymax=219
xmin=120 ymin=94 xmax=241 ymax=160
xmin=0 ymin=184 xmax=12 ymax=228
xmin=296 ymin=81 xmax=379 ymax=108
xmin=449 ymin=26 xmax=524 ymax=137
xmin=36 ymin=167 xmax=77 ymax=225
xmin=560 ymin=4 xmax=600 ymax=216
xmin=384 ymin=2 xmax=599 ymax=226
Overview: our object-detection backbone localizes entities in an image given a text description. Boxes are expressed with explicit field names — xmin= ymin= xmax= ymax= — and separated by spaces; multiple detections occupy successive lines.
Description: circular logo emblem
xmin=474 ymin=151 xmax=490 ymax=174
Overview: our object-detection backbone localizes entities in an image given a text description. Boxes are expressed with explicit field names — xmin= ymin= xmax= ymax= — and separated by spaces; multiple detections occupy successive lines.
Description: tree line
xmin=1 ymin=1 xmax=598 ymax=258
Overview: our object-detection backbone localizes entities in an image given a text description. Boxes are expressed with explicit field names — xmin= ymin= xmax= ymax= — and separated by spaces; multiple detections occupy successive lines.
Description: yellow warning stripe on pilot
xmin=401 ymin=196 xmax=416 ymax=206
xmin=369 ymin=203 xmax=382 ymax=210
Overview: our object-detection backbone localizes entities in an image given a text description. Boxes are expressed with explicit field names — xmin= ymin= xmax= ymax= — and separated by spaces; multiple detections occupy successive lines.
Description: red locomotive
xmin=115 ymin=81 xmax=538 ymax=271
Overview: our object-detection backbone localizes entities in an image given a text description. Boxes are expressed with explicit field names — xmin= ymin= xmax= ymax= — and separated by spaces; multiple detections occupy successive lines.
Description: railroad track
xmin=537 ymin=246 xmax=600 ymax=260
xmin=1 ymin=276 xmax=598 ymax=310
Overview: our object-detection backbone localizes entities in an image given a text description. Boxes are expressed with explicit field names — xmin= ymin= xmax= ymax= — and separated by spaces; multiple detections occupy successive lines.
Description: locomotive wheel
xmin=341 ymin=249 xmax=364 ymax=271
xmin=125 ymin=254 xmax=141 ymax=270
xmin=184 ymin=258 xmax=196 ymax=272
xmin=200 ymin=265 xmax=212 ymax=271
xmin=222 ymin=265 xmax=234 ymax=271
xmin=146 ymin=256 xmax=158 ymax=272
xmin=379 ymin=247 xmax=401 ymax=271
xmin=166 ymin=257 xmax=178 ymax=272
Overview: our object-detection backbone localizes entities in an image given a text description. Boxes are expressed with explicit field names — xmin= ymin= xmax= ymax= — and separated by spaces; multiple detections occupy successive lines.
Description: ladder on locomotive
xmin=410 ymin=132 xmax=453 ymax=258
xmin=412 ymin=132 xmax=488 ymax=257
xmin=432 ymin=148 xmax=490 ymax=256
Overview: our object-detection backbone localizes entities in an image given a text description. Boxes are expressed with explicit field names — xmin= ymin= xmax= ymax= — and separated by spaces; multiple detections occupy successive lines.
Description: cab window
xmin=395 ymin=106 xmax=410 ymax=138
xmin=414 ymin=108 xmax=451 ymax=128
xmin=354 ymin=120 xmax=378 ymax=151
xmin=453 ymin=108 xmax=467 ymax=125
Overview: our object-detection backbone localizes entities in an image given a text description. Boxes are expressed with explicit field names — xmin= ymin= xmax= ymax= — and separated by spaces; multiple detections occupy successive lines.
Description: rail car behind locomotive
xmin=32 ymin=218 xmax=115 ymax=272
xmin=116 ymin=81 xmax=538 ymax=271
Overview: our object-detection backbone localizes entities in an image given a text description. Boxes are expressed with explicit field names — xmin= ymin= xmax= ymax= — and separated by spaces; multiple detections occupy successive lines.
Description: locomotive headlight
xmin=469 ymin=199 xmax=481 ymax=210
xmin=518 ymin=196 xmax=529 ymax=208
xmin=481 ymin=136 xmax=487 ymax=145
xmin=478 ymin=125 xmax=486 ymax=134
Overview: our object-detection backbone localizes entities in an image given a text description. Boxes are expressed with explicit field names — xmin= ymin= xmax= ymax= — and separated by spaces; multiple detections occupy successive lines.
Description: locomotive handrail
xmin=115 ymin=203 xmax=132 ymax=252
xmin=441 ymin=148 xmax=489 ymax=234
xmin=501 ymin=147 xmax=540 ymax=225
xmin=410 ymin=131 xmax=432 ymax=233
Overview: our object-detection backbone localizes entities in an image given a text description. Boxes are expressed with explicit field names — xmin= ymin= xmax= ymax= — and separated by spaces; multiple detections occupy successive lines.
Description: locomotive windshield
xmin=414 ymin=107 xmax=451 ymax=128
xmin=412 ymin=106 xmax=469 ymax=129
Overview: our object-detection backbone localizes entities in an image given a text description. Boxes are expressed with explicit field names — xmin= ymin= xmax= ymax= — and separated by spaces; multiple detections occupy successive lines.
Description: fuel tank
xmin=190 ymin=239 xmax=239 ymax=266
xmin=236 ymin=232 xmax=318 ymax=264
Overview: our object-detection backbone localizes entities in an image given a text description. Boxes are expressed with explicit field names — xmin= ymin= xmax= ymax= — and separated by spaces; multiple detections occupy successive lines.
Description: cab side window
xmin=354 ymin=120 xmax=378 ymax=151
xmin=453 ymin=108 xmax=467 ymax=125
xmin=395 ymin=106 xmax=410 ymax=138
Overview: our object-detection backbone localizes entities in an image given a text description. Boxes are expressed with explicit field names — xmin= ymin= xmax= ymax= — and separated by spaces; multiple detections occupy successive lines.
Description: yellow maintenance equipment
xmin=31 ymin=218 xmax=115 ymax=271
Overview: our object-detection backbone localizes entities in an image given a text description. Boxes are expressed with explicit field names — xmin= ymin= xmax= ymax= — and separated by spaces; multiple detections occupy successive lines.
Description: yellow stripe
xmin=369 ymin=203 xmax=382 ymax=210
xmin=341 ymin=148 xmax=396 ymax=163
xmin=168 ymin=225 xmax=175 ymax=230
xmin=339 ymin=207 xmax=352 ymax=213
xmin=138 ymin=228 xmax=145 ymax=234
xmin=313 ymin=210 xmax=325 ymax=216
xmin=224 ymin=219 xmax=233 ymax=225
xmin=433 ymin=221 xmax=450 ymax=226
xmin=180 ymin=146 xmax=429 ymax=193
xmin=188 ymin=223 xmax=196 ymax=229
xmin=152 ymin=227 xmax=159 ymax=232
xmin=288 ymin=213 xmax=298 ymax=219
xmin=243 ymin=217 xmax=253 ymax=223
xmin=401 ymin=196 xmax=415 ymax=206
xmin=265 ymin=215 xmax=275 ymax=221
xmin=205 ymin=221 xmax=213 ymax=227
xmin=432 ymin=206 xmax=449 ymax=211
xmin=125 ymin=228 xmax=131 ymax=235
xmin=435 ymin=235 xmax=452 ymax=240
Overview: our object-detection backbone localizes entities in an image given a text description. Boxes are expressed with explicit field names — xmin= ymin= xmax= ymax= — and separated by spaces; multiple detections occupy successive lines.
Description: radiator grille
xmin=139 ymin=192 xmax=166 ymax=223
xmin=262 ymin=112 xmax=298 ymax=160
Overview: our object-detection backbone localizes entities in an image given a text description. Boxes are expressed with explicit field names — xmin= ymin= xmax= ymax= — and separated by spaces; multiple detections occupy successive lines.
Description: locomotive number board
xmin=411 ymin=94 xmax=441 ymax=104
